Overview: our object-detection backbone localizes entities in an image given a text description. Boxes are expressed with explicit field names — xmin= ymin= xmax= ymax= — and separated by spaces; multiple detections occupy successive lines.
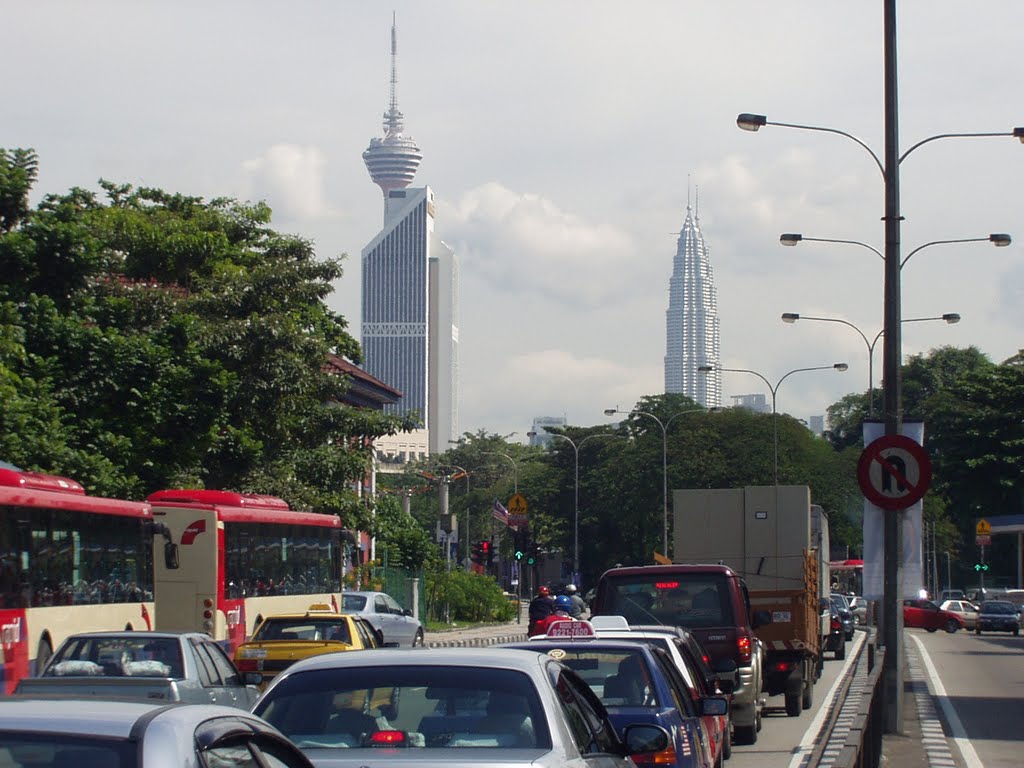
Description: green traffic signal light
xmin=527 ymin=555 xmax=536 ymax=565
xmin=515 ymin=550 xmax=524 ymax=561
xmin=974 ymin=563 xmax=990 ymax=572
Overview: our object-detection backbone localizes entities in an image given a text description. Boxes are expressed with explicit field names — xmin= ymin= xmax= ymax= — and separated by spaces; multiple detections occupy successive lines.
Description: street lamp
xmin=698 ymin=364 xmax=846 ymax=485
xmin=526 ymin=431 xmax=624 ymax=585
xmin=480 ymin=451 xmax=519 ymax=494
xmin=739 ymin=95 xmax=1021 ymax=733
xmin=779 ymin=232 xmax=1011 ymax=269
xmin=603 ymin=407 xmax=707 ymax=558
xmin=780 ymin=313 xmax=960 ymax=418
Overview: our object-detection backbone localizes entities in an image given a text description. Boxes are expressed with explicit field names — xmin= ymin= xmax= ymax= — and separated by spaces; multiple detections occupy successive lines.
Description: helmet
xmin=538 ymin=586 xmax=551 ymax=597
xmin=565 ymin=584 xmax=577 ymax=594
xmin=554 ymin=595 xmax=573 ymax=612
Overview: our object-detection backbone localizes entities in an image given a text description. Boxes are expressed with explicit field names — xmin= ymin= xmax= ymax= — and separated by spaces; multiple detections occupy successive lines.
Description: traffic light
xmin=471 ymin=541 xmax=485 ymax=565
xmin=974 ymin=563 xmax=990 ymax=572
xmin=481 ymin=540 xmax=493 ymax=566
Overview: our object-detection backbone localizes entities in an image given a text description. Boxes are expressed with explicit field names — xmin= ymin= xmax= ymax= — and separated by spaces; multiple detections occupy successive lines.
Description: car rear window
xmin=341 ymin=595 xmax=367 ymax=611
xmin=255 ymin=620 xmax=352 ymax=644
xmin=601 ymin=574 xmax=735 ymax=629
xmin=982 ymin=601 xmax=1016 ymax=614
xmin=541 ymin=647 xmax=662 ymax=708
xmin=0 ymin=734 xmax=136 ymax=768
xmin=255 ymin=665 xmax=551 ymax=750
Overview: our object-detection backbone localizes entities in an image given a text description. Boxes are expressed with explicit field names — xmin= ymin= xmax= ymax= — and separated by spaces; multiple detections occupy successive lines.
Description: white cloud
xmin=242 ymin=144 xmax=331 ymax=220
xmin=439 ymin=183 xmax=639 ymax=310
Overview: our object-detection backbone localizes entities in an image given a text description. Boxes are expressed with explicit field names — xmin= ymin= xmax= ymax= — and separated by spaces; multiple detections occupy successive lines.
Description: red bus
xmin=0 ymin=467 xmax=155 ymax=693
xmin=148 ymin=489 xmax=343 ymax=654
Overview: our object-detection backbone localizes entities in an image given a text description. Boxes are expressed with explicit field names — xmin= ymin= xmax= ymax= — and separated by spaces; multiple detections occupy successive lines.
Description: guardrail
xmin=809 ymin=631 xmax=884 ymax=768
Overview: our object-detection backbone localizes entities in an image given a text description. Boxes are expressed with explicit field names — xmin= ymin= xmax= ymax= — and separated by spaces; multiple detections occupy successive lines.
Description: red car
xmin=903 ymin=598 xmax=964 ymax=632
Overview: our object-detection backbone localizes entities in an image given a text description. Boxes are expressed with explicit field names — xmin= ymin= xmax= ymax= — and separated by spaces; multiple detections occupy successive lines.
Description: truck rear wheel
xmin=802 ymin=677 xmax=814 ymax=710
xmin=785 ymin=691 xmax=802 ymax=717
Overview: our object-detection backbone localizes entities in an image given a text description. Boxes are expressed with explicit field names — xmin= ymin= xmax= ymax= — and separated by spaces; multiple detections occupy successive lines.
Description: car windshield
xmin=341 ymin=595 xmax=367 ymax=611
xmin=254 ymin=619 xmax=352 ymax=644
xmin=255 ymin=665 xmax=552 ymax=750
xmin=982 ymin=601 xmax=1016 ymax=614
xmin=602 ymin=574 xmax=735 ymax=629
xmin=0 ymin=733 xmax=136 ymax=768
xmin=541 ymin=647 xmax=661 ymax=708
xmin=46 ymin=636 xmax=183 ymax=679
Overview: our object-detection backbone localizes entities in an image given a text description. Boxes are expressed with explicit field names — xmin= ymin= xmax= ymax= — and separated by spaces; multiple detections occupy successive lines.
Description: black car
xmin=820 ymin=599 xmax=846 ymax=660
xmin=830 ymin=595 xmax=855 ymax=640
xmin=976 ymin=600 xmax=1021 ymax=636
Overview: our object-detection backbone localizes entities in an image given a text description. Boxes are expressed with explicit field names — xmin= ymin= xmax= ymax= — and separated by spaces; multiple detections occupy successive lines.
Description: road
xmin=908 ymin=625 xmax=1024 ymax=768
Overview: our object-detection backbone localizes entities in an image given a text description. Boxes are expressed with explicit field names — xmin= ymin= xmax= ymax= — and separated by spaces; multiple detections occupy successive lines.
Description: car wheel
xmin=1015 ymin=627 xmax=1020 ymax=637
xmin=975 ymin=628 xmax=982 ymax=635
xmin=755 ymin=707 xmax=762 ymax=733
xmin=926 ymin=627 xmax=938 ymax=633
xmin=722 ymin=724 xmax=732 ymax=760
xmin=945 ymin=619 xmax=960 ymax=633
xmin=413 ymin=628 xmax=425 ymax=647
xmin=734 ymin=724 xmax=757 ymax=746
xmin=835 ymin=642 xmax=846 ymax=661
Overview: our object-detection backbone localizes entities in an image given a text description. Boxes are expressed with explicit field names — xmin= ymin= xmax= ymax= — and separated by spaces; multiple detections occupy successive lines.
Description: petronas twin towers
xmin=664 ymin=200 xmax=721 ymax=408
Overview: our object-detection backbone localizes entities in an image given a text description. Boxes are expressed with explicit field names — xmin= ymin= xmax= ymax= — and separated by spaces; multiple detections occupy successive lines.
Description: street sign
xmin=857 ymin=434 xmax=932 ymax=511
xmin=976 ymin=518 xmax=992 ymax=536
xmin=508 ymin=493 xmax=528 ymax=515
xmin=976 ymin=535 xmax=991 ymax=546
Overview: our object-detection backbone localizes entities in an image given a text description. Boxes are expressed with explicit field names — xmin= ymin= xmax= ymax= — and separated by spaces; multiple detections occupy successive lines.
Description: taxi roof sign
xmin=544 ymin=619 xmax=595 ymax=640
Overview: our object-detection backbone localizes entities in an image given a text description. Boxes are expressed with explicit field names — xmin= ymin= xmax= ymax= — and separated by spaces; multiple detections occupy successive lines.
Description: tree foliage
xmin=0 ymin=151 xmax=411 ymax=527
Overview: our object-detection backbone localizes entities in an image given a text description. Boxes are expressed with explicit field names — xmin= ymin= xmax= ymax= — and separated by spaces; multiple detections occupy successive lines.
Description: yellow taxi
xmin=234 ymin=604 xmax=380 ymax=689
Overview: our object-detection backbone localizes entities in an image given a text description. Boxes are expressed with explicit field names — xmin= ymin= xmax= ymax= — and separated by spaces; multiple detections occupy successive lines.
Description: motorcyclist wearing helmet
xmin=527 ymin=585 xmax=554 ymax=636
xmin=564 ymin=584 xmax=587 ymax=619
xmin=534 ymin=594 xmax=578 ymax=636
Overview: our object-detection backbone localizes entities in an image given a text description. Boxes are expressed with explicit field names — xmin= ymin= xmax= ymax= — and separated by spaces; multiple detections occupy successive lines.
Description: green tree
xmin=0 ymin=153 xmax=411 ymax=525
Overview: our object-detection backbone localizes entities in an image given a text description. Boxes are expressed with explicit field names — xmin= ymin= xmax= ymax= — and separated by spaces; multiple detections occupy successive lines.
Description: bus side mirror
xmin=165 ymin=541 xmax=180 ymax=570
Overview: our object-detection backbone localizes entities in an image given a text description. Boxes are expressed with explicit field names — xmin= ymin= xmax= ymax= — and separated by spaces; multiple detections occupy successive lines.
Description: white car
xmin=0 ymin=698 xmax=313 ymax=768
xmin=939 ymin=599 xmax=979 ymax=630
xmin=341 ymin=591 xmax=425 ymax=647
xmin=253 ymin=646 xmax=669 ymax=767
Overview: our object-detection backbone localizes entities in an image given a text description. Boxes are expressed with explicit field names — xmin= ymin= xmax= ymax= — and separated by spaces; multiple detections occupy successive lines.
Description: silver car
xmin=0 ymin=698 xmax=314 ymax=768
xmin=253 ymin=647 xmax=668 ymax=767
xmin=341 ymin=591 xmax=424 ymax=647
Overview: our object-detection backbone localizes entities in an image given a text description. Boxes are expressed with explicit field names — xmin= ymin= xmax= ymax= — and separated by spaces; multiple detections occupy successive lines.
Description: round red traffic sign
xmin=857 ymin=434 xmax=932 ymax=511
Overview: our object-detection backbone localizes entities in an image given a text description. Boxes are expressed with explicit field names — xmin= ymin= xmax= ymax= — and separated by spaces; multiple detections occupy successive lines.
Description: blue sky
xmin=8 ymin=1 xmax=1023 ymax=441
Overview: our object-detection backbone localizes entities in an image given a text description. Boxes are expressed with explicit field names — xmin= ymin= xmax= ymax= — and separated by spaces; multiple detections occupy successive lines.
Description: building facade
xmin=361 ymin=17 xmax=458 ymax=458
xmin=664 ymin=201 xmax=721 ymax=408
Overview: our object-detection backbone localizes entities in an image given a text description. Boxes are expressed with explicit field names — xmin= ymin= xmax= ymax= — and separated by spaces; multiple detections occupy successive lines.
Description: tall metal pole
xmin=881 ymin=0 xmax=905 ymax=734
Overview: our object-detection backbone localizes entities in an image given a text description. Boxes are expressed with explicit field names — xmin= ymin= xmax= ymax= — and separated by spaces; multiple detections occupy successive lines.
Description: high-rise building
xmin=528 ymin=416 xmax=568 ymax=448
xmin=361 ymin=17 xmax=458 ymax=458
xmin=664 ymin=197 xmax=721 ymax=407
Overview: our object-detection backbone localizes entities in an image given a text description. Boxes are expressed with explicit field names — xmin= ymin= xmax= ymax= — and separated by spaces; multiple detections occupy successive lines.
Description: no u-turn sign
xmin=857 ymin=434 xmax=932 ymax=511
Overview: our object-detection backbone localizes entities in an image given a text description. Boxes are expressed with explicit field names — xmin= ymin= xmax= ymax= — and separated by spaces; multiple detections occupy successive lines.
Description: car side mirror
xmin=622 ymin=724 xmax=670 ymax=756
xmin=244 ymin=672 xmax=263 ymax=686
xmin=403 ymin=608 xmax=413 ymax=617
xmin=752 ymin=609 xmax=772 ymax=629
xmin=699 ymin=696 xmax=729 ymax=717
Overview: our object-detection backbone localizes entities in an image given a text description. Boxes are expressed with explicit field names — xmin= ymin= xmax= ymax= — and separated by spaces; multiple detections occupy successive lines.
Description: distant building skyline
xmin=528 ymin=416 xmax=568 ymax=448
xmin=664 ymin=197 xmax=721 ymax=408
xmin=360 ymin=17 xmax=458 ymax=459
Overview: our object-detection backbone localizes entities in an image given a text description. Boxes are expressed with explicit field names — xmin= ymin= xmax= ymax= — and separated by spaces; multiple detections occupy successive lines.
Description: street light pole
xmin=604 ymin=407 xmax=706 ymax=558
xmin=699 ymin=365 xmax=847 ymax=485
xmin=528 ymin=431 xmax=623 ymax=585
xmin=780 ymin=313 xmax=960 ymax=418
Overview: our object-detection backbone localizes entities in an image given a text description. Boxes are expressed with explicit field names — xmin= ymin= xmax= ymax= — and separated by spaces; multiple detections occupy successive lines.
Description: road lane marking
xmin=907 ymin=632 xmax=983 ymax=768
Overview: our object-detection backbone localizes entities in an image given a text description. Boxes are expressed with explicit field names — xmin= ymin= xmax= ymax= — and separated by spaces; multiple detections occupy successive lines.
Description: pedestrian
xmin=564 ymin=584 xmax=587 ymax=619
xmin=527 ymin=585 xmax=554 ymax=636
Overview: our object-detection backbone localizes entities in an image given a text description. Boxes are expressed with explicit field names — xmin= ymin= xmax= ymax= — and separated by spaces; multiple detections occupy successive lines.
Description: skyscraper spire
xmin=664 ymin=194 xmax=721 ymax=407
xmin=363 ymin=14 xmax=422 ymax=203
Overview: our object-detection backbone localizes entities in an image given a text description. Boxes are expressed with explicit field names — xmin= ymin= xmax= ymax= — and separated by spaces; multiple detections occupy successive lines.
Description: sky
xmin=8 ymin=1 xmax=1023 ymax=443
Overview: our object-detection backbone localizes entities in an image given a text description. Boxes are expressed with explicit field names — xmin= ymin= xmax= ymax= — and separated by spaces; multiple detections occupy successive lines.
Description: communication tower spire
xmin=364 ymin=13 xmax=422 ymax=202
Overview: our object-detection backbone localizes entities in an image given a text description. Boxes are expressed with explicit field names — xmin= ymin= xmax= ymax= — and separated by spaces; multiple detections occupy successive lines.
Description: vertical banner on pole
xmin=862 ymin=420 xmax=924 ymax=600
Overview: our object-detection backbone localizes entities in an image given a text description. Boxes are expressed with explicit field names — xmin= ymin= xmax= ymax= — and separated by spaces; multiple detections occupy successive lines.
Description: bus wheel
xmin=36 ymin=638 xmax=53 ymax=676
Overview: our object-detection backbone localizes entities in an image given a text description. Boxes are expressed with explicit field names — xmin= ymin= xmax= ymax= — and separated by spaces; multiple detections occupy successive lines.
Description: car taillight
xmin=773 ymin=660 xmax=794 ymax=673
xmin=235 ymin=658 xmax=258 ymax=672
xmin=631 ymin=747 xmax=678 ymax=766
xmin=368 ymin=730 xmax=407 ymax=746
xmin=737 ymin=633 xmax=752 ymax=665
xmin=831 ymin=617 xmax=841 ymax=632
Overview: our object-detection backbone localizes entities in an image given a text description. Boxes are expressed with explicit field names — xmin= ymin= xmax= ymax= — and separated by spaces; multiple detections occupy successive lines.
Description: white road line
xmin=907 ymin=632 xmax=984 ymax=768
xmin=786 ymin=632 xmax=866 ymax=768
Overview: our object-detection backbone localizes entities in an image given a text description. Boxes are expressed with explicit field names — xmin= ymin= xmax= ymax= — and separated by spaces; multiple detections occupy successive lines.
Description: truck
xmin=672 ymin=485 xmax=831 ymax=718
